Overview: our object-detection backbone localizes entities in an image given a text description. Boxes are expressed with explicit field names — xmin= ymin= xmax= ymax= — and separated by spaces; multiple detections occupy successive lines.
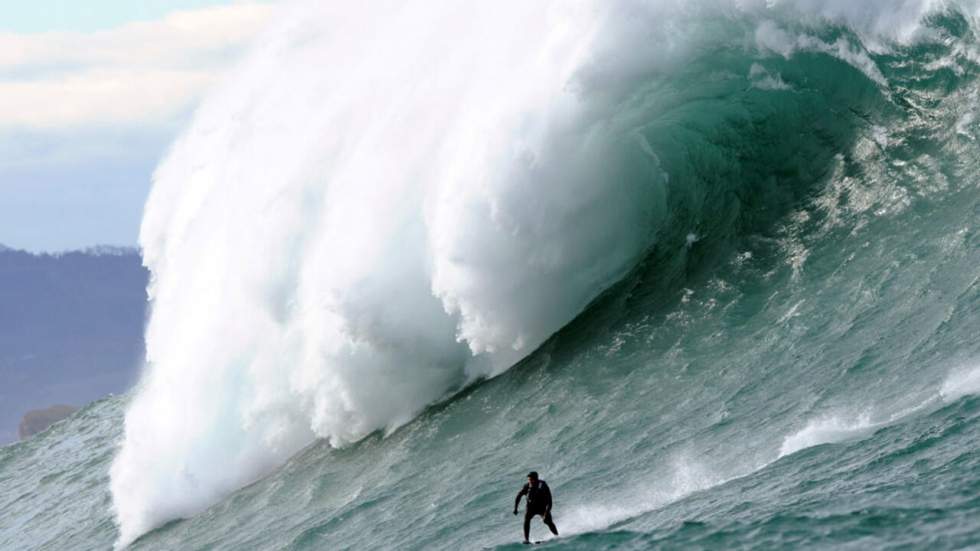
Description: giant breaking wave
xmin=110 ymin=0 xmax=980 ymax=547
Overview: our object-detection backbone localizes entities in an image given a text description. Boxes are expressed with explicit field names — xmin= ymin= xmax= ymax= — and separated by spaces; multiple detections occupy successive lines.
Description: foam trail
xmin=110 ymin=0 xmax=957 ymax=546
xmin=557 ymin=456 xmax=725 ymax=538
xmin=779 ymin=413 xmax=877 ymax=458
xmin=779 ymin=362 xmax=980 ymax=460
xmin=940 ymin=362 xmax=980 ymax=402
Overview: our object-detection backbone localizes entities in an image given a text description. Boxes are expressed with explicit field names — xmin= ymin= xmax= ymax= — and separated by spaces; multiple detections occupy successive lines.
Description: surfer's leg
xmin=523 ymin=511 xmax=533 ymax=542
xmin=543 ymin=512 xmax=558 ymax=535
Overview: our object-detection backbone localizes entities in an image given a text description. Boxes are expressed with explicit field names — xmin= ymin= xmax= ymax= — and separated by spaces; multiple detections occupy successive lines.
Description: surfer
xmin=513 ymin=471 xmax=559 ymax=544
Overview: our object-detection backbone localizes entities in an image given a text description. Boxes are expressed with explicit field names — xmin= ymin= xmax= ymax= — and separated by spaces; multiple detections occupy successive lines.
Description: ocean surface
xmin=2 ymin=1 xmax=979 ymax=549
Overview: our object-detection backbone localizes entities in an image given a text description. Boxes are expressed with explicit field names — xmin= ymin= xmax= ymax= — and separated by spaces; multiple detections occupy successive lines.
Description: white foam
xmin=780 ymin=362 xmax=980 ymax=460
xmin=940 ymin=363 xmax=980 ymax=402
xmin=778 ymin=413 xmax=876 ymax=458
xmin=556 ymin=456 xmax=724 ymax=538
xmin=755 ymin=21 xmax=888 ymax=85
xmin=768 ymin=0 xmax=942 ymax=45
xmin=749 ymin=63 xmax=792 ymax=90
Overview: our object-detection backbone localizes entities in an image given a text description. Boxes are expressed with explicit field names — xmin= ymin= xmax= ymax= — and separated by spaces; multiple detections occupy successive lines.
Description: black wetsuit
xmin=514 ymin=479 xmax=559 ymax=541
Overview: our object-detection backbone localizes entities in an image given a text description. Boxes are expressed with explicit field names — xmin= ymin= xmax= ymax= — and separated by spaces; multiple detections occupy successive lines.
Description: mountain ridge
xmin=0 ymin=245 xmax=148 ymax=444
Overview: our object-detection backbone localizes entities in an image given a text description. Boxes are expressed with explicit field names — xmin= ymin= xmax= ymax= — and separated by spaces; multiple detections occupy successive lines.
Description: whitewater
xmin=2 ymin=0 xmax=979 ymax=549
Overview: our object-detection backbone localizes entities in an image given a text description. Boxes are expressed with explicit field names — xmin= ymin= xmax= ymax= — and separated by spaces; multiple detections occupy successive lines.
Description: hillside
xmin=0 ymin=245 xmax=148 ymax=443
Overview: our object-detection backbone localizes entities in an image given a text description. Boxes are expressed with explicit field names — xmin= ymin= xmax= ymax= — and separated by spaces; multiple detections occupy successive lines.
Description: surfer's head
xmin=527 ymin=471 xmax=539 ymax=482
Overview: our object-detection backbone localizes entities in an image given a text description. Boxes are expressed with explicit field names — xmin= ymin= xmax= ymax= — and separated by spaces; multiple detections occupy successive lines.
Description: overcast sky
xmin=0 ymin=0 xmax=278 ymax=252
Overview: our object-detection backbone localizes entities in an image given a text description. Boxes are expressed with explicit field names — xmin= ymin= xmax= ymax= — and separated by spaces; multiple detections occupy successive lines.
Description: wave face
xmin=88 ymin=0 xmax=980 ymax=548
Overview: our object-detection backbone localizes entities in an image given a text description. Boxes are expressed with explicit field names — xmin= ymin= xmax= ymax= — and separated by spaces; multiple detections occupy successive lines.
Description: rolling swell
xmin=552 ymin=394 xmax=980 ymax=550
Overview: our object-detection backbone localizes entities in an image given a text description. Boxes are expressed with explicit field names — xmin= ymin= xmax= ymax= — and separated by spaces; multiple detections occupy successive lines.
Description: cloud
xmin=0 ymin=3 xmax=275 ymax=130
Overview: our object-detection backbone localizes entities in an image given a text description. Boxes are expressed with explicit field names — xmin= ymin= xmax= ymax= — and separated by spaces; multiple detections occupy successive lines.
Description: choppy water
xmin=2 ymin=1 xmax=979 ymax=549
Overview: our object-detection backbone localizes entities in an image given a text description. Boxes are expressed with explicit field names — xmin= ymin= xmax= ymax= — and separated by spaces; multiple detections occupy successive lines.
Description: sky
xmin=0 ymin=0 xmax=278 ymax=252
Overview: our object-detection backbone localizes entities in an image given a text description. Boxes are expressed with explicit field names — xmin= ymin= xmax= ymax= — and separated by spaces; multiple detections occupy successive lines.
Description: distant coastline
xmin=0 ymin=244 xmax=147 ymax=444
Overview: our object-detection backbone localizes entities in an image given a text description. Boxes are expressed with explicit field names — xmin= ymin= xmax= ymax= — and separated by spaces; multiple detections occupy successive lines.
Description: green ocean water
xmin=2 ymin=4 xmax=979 ymax=551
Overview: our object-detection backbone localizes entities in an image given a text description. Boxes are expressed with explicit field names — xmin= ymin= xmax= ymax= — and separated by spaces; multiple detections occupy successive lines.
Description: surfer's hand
xmin=513 ymin=509 xmax=518 ymax=515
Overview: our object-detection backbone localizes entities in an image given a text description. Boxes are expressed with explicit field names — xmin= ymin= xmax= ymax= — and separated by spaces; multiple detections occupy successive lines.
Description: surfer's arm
xmin=542 ymin=482 xmax=553 ymax=514
xmin=514 ymin=484 xmax=528 ymax=512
